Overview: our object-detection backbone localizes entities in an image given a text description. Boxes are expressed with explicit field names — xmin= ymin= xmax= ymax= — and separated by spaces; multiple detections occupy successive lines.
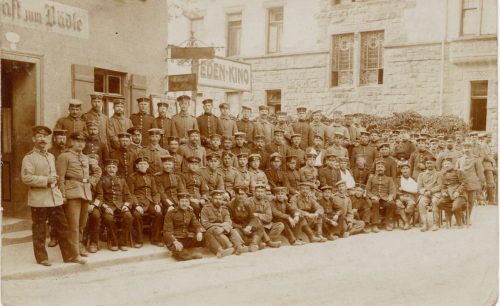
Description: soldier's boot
xmin=266 ymin=240 xmax=281 ymax=248
xmin=234 ymin=245 xmax=249 ymax=255
xmin=315 ymin=224 xmax=327 ymax=242
xmin=89 ymin=242 xmax=98 ymax=253
xmin=48 ymin=237 xmax=58 ymax=248
xmin=216 ymin=247 xmax=234 ymax=259
xmin=79 ymin=243 xmax=88 ymax=257
xmin=303 ymin=224 xmax=320 ymax=243
xmin=172 ymin=250 xmax=194 ymax=261
xmin=249 ymin=235 xmax=260 ymax=252
xmin=400 ymin=213 xmax=410 ymax=230
xmin=371 ymin=225 xmax=380 ymax=233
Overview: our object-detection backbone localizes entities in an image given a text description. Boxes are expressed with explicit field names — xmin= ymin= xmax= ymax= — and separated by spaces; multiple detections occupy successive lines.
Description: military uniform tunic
xmin=171 ymin=112 xmax=198 ymax=142
xmin=155 ymin=116 xmax=172 ymax=149
xmin=109 ymin=147 xmax=137 ymax=179
xmin=140 ymin=144 xmax=170 ymax=174
xmin=236 ymin=119 xmax=257 ymax=144
xmin=218 ymin=114 xmax=238 ymax=138
xmin=155 ymin=171 xmax=186 ymax=205
xmin=82 ymin=110 xmax=110 ymax=148
xmin=130 ymin=112 xmax=157 ymax=146
xmin=199 ymin=167 xmax=225 ymax=192
xmin=108 ymin=114 xmax=133 ymax=150
xmin=178 ymin=143 xmax=206 ymax=171
xmin=196 ymin=113 xmax=221 ymax=145
xmin=292 ymin=120 xmax=312 ymax=149
xmin=54 ymin=116 xmax=87 ymax=146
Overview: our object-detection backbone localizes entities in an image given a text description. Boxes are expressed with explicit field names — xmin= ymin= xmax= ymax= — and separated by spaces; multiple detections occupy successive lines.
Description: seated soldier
xmin=284 ymin=155 xmax=301 ymax=196
xmin=352 ymin=155 xmax=371 ymax=186
xmin=318 ymin=185 xmax=343 ymax=240
xmin=437 ymin=158 xmax=466 ymax=229
xmin=332 ymin=180 xmax=365 ymax=237
xmin=288 ymin=134 xmax=306 ymax=167
xmin=299 ymin=149 xmax=320 ymax=188
xmin=127 ymin=157 xmax=164 ymax=248
xmin=265 ymin=153 xmax=291 ymax=191
xmin=89 ymin=159 xmax=133 ymax=252
xmin=235 ymin=153 xmax=254 ymax=192
xmin=227 ymin=186 xmax=264 ymax=252
xmin=350 ymin=184 xmax=372 ymax=233
xmin=395 ymin=163 xmax=418 ymax=230
xmin=155 ymin=156 xmax=186 ymax=211
xmin=205 ymin=134 xmax=223 ymax=158
xmin=199 ymin=152 xmax=225 ymax=192
xmin=248 ymin=154 xmax=269 ymax=194
xmin=163 ymin=193 xmax=204 ymax=261
xmin=247 ymin=184 xmax=284 ymax=248
xmin=339 ymin=157 xmax=356 ymax=190
xmin=365 ymin=159 xmax=397 ymax=232
xmin=200 ymin=190 xmax=248 ymax=257
xmin=417 ymin=156 xmax=442 ymax=232
xmin=319 ymin=153 xmax=341 ymax=190
xmin=271 ymin=187 xmax=307 ymax=245
xmin=290 ymin=182 xmax=327 ymax=242
xmin=181 ymin=156 xmax=209 ymax=216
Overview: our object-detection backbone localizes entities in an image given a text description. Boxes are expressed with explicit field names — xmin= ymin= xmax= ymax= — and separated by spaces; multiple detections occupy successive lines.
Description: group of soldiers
xmin=22 ymin=92 xmax=497 ymax=264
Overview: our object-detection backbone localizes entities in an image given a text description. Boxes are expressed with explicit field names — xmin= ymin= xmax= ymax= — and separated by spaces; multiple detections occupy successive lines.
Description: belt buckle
xmin=82 ymin=178 xmax=89 ymax=183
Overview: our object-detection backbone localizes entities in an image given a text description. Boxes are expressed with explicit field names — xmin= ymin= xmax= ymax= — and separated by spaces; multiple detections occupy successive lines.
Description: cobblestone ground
xmin=2 ymin=206 xmax=498 ymax=306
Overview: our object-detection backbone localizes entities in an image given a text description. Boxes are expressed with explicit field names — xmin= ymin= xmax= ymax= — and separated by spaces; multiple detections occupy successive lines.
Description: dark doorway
xmin=1 ymin=59 xmax=37 ymax=217
xmin=470 ymin=81 xmax=488 ymax=131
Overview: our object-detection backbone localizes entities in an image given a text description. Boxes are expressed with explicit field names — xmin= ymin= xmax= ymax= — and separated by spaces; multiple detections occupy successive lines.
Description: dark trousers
xmin=132 ymin=207 xmax=163 ymax=244
xmin=370 ymin=199 xmax=396 ymax=226
xmin=438 ymin=196 xmax=465 ymax=226
xmin=276 ymin=218 xmax=303 ymax=244
xmin=88 ymin=209 xmax=133 ymax=247
xmin=31 ymin=206 xmax=77 ymax=263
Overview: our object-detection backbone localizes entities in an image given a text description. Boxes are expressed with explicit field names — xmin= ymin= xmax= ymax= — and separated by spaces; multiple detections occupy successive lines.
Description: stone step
xmin=2 ymin=217 xmax=31 ymax=234
xmin=2 ymin=230 xmax=33 ymax=246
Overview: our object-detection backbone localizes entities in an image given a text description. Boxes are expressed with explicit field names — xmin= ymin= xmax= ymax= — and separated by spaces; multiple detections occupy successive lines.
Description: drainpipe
xmin=439 ymin=0 xmax=448 ymax=115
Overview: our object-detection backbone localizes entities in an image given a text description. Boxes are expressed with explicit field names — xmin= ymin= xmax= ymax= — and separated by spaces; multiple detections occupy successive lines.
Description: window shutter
xmin=71 ymin=64 xmax=95 ymax=111
xmin=130 ymin=74 xmax=147 ymax=115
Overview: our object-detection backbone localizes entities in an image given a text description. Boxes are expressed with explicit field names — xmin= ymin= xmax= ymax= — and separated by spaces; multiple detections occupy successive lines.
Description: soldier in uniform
xmin=350 ymin=184 xmax=372 ymax=233
xmin=221 ymin=136 xmax=238 ymax=167
xmin=254 ymin=105 xmax=274 ymax=145
xmin=371 ymin=143 xmax=398 ymax=180
xmin=351 ymin=131 xmax=377 ymax=169
xmin=365 ymin=160 xmax=397 ymax=232
xmin=332 ymin=180 xmax=365 ymax=237
xmin=108 ymin=97 xmax=133 ymax=150
xmin=127 ymin=126 xmax=144 ymax=155
xmin=196 ymin=99 xmax=221 ymax=147
xmin=83 ymin=121 xmax=108 ymax=167
xmin=319 ymin=185 xmax=344 ymax=240
xmin=247 ymin=184 xmax=284 ymax=248
xmin=178 ymin=129 xmax=206 ymax=171
xmin=478 ymin=132 xmax=496 ymax=205
xmin=140 ymin=128 xmax=170 ymax=174
xmin=205 ymin=134 xmax=223 ymax=158
xmin=285 ymin=155 xmax=301 ymax=196
xmin=54 ymin=99 xmax=87 ymax=146
xmin=436 ymin=137 xmax=461 ymax=170
xmin=319 ymin=153 xmax=341 ymax=189
xmin=270 ymin=187 xmax=307 ymax=245
xmin=130 ymin=97 xmax=157 ymax=147
xmin=155 ymin=101 xmax=172 ymax=149
xmin=289 ymin=182 xmax=327 ymax=242
xmin=201 ymin=190 xmax=247 ymax=257
xmin=235 ymin=153 xmax=254 ymax=192
xmin=167 ymin=136 xmax=184 ymax=173
xmin=236 ymin=105 xmax=256 ymax=144
xmin=292 ymin=106 xmax=311 ymax=149
xmin=416 ymin=156 xmax=442 ymax=232
xmin=56 ymin=131 xmax=102 ymax=257
xmin=218 ymin=102 xmax=238 ymax=137
xmin=181 ymin=156 xmax=210 ymax=216
xmin=89 ymin=159 xmax=133 ymax=252
xmin=220 ymin=151 xmax=240 ymax=198
xmin=250 ymin=134 xmax=269 ymax=170
xmin=274 ymin=112 xmax=294 ymax=143
xmin=395 ymin=163 xmax=418 ymax=230
xmin=287 ymin=133 xmax=306 ymax=167
xmin=265 ymin=153 xmax=291 ymax=190
xmin=22 ymin=126 xmax=84 ymax=266
xmin=299 ymin=149 xmax=320 ymax=188
xmin=409 ymin=137 xmax=432 ymax=180
xmin=228 ymin=186 xmax=265 ymax=252
xmin=155 ymin=156 xmax=186 ymax=209
xmin=163 ymin=193 xmax=204 ymax=261
xmin=232 ymin=132 xmax=252 ymax=156
xmin=309 ymin=110 xmax=328 ymax=147
xmin=171 ymin=95 xmax=198 ymax=144
xmin=324 ymin=132 xmax=349 ymax=164
xmin=109 ymin=132 xmax=137 ymax=179
xmin=248 ymin=154 xmax=269 ymax=194
xmin=82 ymin=92 xmax=110 ymax=150
xmin=437 ymin=158 xmax=467 ymax=228
xmin=199 ymin=152 xmax=225 ymax=192
xmin=308 ymin=135 xmax=326 ymax=167
xmin=392 ymin=133 xmax=416 ymax=161
xmin=266 ymin=129 xmax=289 ymax=167
xmin=352 ymin=154 xmax=371 ymax=185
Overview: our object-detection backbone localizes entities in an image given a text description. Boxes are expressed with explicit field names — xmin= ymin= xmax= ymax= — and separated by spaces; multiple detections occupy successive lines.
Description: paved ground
xmin=2 ymin=206 xmax=498 ymax=306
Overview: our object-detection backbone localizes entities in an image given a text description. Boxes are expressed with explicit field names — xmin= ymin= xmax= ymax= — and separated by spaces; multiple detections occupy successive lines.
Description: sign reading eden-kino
xmin=1 ymin=0 xmax=89 ymax=39
xmin=198 ymin=57 xmax=252 ymax=92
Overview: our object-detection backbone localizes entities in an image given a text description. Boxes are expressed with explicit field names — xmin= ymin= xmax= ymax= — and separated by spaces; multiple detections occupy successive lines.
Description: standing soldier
xmin=237 ymin=105 xmax=256 ymax=145
xmin=196 ymin=99 xmax=221 ymax=147
xmin=254 ymin=105 xmax=274 ymax=145
xmin=140 ymin=128 xmax=170 ymax=174
xmin=109 ymin=132 xmax=137 ymax=179
xmin=108 ymin=98 xmax=133 ymax=150
xmin=309 ymin=110 xmax=328 ymax=148
xmin=287 ymin=134 xmax=306 ymax=167
xmin=292 ymin=106 xmax=311 ymax=149
xmin=250 ymin=134 xmax=269 ymax=170
xmin=351 ymin=131 xmax=377 ymax=169
xmin=155 ymin=156 xmax=186 ymax=209
xmin=56 ymin=131 xmax=102 ymax=257
xmin=232 ymin=132 xmax=252 ymax=156
xmin=82 ymin=92 xmax=110 ymax=150
xmin=89 ymin=159 xmax=133 ymax=252
xmin=218 ymin=102 xmax=238 ymax=138
xmin=127 ymin=157 xmax=163 ymax=248
xmin=21 ymin=126 xmax=84 ymax=266
xmin=171 ymin=95 xmax=198 ymax=144
xmin=130 ymin=97 xmax=157 ymax=147
xmin=199 ymin=152 xmax=225 ymax=192
xmin=478 ymin=132 xmax=496 ymax=205
xmin=155 ymin=101 xmax=172 ymax=149
xmin=167 ymin=136 xmax=184 ymax=173
xmin=54 ymin=99 xmax=87 ymax=146
xmin=274 ymin=112 xmax=294 ymax=143
xmin=266 ymin=129 xmax=289 ymax=165
xmin=409 ymin=137 xmax=432 ymax=180
xmin=83 ymin=121 xmax=108 ymax=167
xmin=178 ymin=129 xmax=206 ymax=171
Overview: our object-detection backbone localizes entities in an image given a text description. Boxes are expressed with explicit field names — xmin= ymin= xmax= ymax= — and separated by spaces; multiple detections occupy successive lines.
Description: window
xmin=190 ymin=18 xmax=204 ymax=41
xmin=267 ymin=7 xmax=283 ymax=54
xmin=266 ymin=89 xmax=281 ymax=114
xmin=227 ymin=13 xmax=242 ymax=57
xmin=360 ymin=30 xmax=384 ymax=85
xmin=461 ymin=0 xmax=481 ymax=35
xmin=331 ymin=33 xmax=354 ymax=87
xmin=225 ymin=91 xmax=242 ymax=116
xmin=94 ymin=69 xmax=126 ymax=116
xmin=470 ymin=81 xmax=488 ymax=131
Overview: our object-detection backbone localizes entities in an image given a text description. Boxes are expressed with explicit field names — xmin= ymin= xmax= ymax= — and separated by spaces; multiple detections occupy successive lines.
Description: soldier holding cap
xmin=197 ymin=99 xmax=222 ymax=146
xmin=178 ymin=129 xmax=206 ymax=171
xmin=271 ymin=187 xmax=307 ymax=245
xmin=155 ymin=101 xmax=173 ymax=149
xmin=163 ymin=193 xmax=204 ymax=261
xmin=289 ymin=182 xmax=327 ymax=242
xmin=237 ymin=106 xmax=257 ymax=144
xmin=155 ymin=156 xmax=187 ymax=208
xmin=108 ymin=97 xmax=133 ymax=150
xmin=171 ymin=95 xmax=198 ymax=143
xmin=140 ymin=128 xmax=170 ymax=174
xmin=292 ymin=106 xmax=312 ymax=149
xmin=199 ymin=153 xmax=225 ymax=192
xmin=54 ymin=99 xmax=87 ymax=146
xmin=130 ymin=97 xmax=157 ymax=146
xmin=82 ymin=92 xmax=110 ymax=151
xmin=21 ymin=126 xmax=84 ymax=266
xmin=254 ymin=105 xmax=274 ymax=145
xmin=89 ymin=159 xmax=133 ymax=252
xmin=127 ymin=156 xmax=163 ymax=247
xmin=109 ymin=132 xmax=137 ymax=178
xmin=56 ymin=131 xmax=102 ymax=257
xmin=309 ymin=110 xmax=328 ymax=147
xmin=218 ymin=102 xmax=238 ymax=138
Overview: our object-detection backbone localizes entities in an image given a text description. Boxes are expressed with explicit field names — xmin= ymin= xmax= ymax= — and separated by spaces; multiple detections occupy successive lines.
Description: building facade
xmin=1 ymin=0 xmax=168 ymax=216
xmin=168 ymin=0 xmax=497 ymax=135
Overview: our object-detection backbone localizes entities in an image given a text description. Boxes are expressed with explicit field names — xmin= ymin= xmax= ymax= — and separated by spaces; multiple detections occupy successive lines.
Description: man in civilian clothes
xmin=108 ymin=98 xmax=133 ymax=150
xmin=292 ymin=106 xmax=311 ymax=149
xmin=22 ymin=126 xmax=85 ymax=266
xmin=197 ymin=99 xmax=221 ymax=147
xmin=82 ymin=92 xmax=110 ymax=151
xmin=54 ymin=99 xmax=87 ymax=146
xmin=218 ymin=102 xmax=238 ymax=138
xmin=171 ymin=95 xmax=198 ymax=144
xmin=130 ymin=97 xmax=157 ymax=147
xmin=237 ymin=105 xmax=256 ymax=145
xmin=155 ymin=101 xmax=172 ymax=149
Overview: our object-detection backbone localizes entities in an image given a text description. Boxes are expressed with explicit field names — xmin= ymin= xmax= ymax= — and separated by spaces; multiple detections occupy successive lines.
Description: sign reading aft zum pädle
xmin=1 ymin=0 xmax=89 ymax=39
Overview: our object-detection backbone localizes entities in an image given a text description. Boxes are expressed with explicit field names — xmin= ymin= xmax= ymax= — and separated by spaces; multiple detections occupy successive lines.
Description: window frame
xmin=460 ymin=0 xmax=483 ymax=36
xmin=266 ymin=7 xmax=284 ymax=54
xmin=226 ymin=13 xmax=242 ymax=57
xmin=94 ymin=68 xmax=126 ymax=116
xmin=359 ymin=30 xmax=384 ymax=86
xmin=331 ymin=33 xmax=355 ymax=87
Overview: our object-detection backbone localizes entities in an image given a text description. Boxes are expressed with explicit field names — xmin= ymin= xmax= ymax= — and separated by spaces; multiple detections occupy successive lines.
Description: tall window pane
xmin=267 ymin=7 xmax=283 ymax=54
xmin=331 ymin=33 xmax=354 ymax=87
xmin=461 ymin=0 xmax=480 ymax=35
xmin=227 ymin=13 xmax=242 ymax=56
xmin=360 ymin=30 xmax=384 ymax=85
